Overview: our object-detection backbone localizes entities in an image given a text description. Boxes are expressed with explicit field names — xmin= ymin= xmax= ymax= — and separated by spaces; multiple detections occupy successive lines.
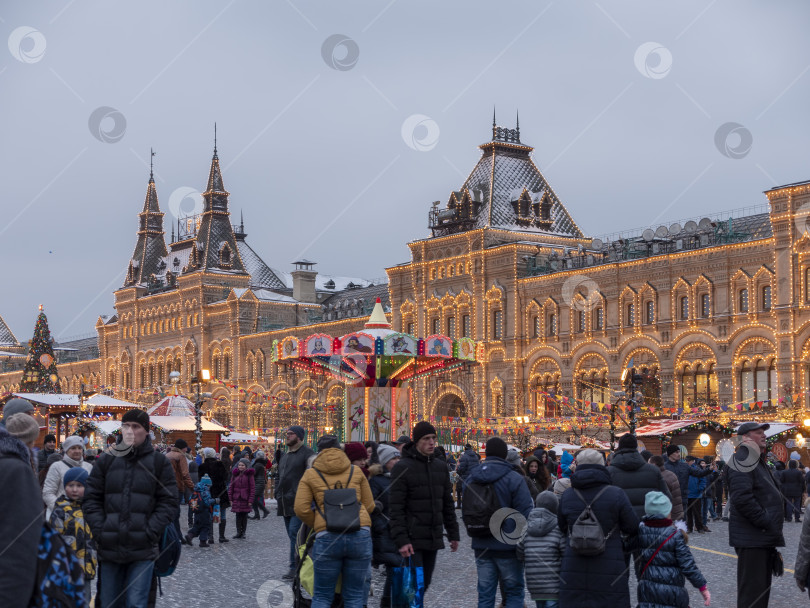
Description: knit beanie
xmin=553 ymin=477 xmax=571 ymax=497
xmin=44 ymin=434 xmax=56 ymax=444
xmin=666 ymin=444 xmax=681 ymax=457
xmin=412 ymin=421 xmax=437 ymax=443
xmin=62 ymin=435 xmax=85 ymax=452
xmin=63 ymin=467 xmax=89 ymax=487
xmin=377 ymin=444 xmax=400 ymax=468
xmin=317 ymin=435 xmax=340 ymax=451
xmin=174 ymin=438 xmax=188 ymax=450
xmin=535 ymin=490 xmax=559 ymax=513
xmin=288 ymin=425 xmax=305 ymax=440
xmin=199 ymin=474 xmax=212 ymax=486
xmin=645 ymin=491 xmax=672 ymax=518
xmin=485 ymin=437 xmax=508 ymax=460
xmin=122 ymin=408 xmax=150 ymax=432
xmin=238 ymin=458 xmax=250 ymax=468
xmin=576 ymin=449 xmax=604 ymax=466
xmin=202 ymin=447 xmax=217 ymax=459
xmin=5 ymin=413 xmax=39 ymax=444
xmin=506 ymin=447 xmax=521 ymax=465
xmin=255 ymin=450 xmax=265 ymax=460
xmin=344 ymin=442 xmax=368 ymax=463
xmin=2 ymin=398 xmax=34 ymax=421
xmin=618 ymin=433 xmax=638 ymax=451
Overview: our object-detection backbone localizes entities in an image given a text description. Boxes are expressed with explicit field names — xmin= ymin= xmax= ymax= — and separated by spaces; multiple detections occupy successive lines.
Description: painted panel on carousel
xmin=384 ymin=333 xmax=417 ymax=356
xmin=425 ymin=335 xmax=452 ymax=358
xmin=341 ymin=332 xmax=375 ymax=355
xmin=346 ymin=386 xmax=366 ymax=442
xmin=280 ymin=337 xmax=300 ymax=359
xmin=456 ymin=337 xmax=476 ymax=361
xmin=305 ymin=334 xmax=333 ymax=356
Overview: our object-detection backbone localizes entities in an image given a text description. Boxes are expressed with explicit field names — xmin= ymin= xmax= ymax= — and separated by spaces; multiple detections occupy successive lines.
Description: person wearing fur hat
xmin=229 ymin=459 xmax=255 ymax=539
xmin=389 ymin=421 xmax=460 ymax=597
xmin=43 ymin=434 xmax=93 ymax=517
xmin=557 ymin=448 xmax=639 ymax=607
xmin=198 ymin=447 xmax=231 ymax=543
xmin=517 ymin=491 xmax=567 ymax=607
xmin=50 ymin=467 xmax=97 ymax=604
xmin=636 ymin=492 xmax=710 ymax=607
xmin=277 ymin=425 xmax=315 ymax=580
xmin=608 ymin=433 xmax=671 ymax=519
xmin=248 ymin=450 xmax=270 ymax=520
xmin=0 ymin=413 xmax=43 ymax=606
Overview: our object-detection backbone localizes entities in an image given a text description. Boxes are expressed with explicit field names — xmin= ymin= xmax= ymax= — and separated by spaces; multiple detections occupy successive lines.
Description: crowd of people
xmin=3 ymin=395 xmax=810 ymax=607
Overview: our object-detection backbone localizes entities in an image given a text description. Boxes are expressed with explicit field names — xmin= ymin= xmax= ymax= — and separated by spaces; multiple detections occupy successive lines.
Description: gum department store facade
xmin=3 ymin=119 xmax=810 ymax=432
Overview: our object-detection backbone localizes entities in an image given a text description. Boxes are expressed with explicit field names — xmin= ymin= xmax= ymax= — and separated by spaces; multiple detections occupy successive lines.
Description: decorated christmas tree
xmin=20 ymin=306 xmax=61 ymax=393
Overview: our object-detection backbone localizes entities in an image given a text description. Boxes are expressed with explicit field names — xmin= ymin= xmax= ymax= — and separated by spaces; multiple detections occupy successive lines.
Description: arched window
xmin=680 ymin=296 xmax=689 ymax=320
xmin=762 ymin=285 xmax=772 ymax=311
xmin=739 ymin=359 xmax=776 ymax=402
xmin=447 ymin=316 xmax=455 ymax=338
xmin=700 ymin=294 xmax=710 ymax=318
xmin=256 ymin=354 xmax=264 ymax=380
xmin=223 ymin=353 xmax=231 ymax=379
xmin=576 ymin=310 xmax=585 ymax=333
xmin=806 ymin=268 xmax=810 ymax=301
xmin=547 ymin=313 xmax=557 ymax=337
xmin=626 ymin=303 xmax=635 ymax=327
xmin=492 ymin=310 xmax=503 ymax=339
xmin=739 ymin=289 xmax=749 ymax=313
xmin=645 ymin=301 xmax=654 ymax=325
xmin=594 ymin=307 xmax=604 ymax=330
xmin=532 ymin=316 xmax=540 ymax=338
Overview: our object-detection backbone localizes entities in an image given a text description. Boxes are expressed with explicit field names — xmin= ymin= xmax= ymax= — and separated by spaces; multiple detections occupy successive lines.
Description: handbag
xmin=391 ymin=556 xmax=425 ymax=608
xmin=313 ymin=466 xmax=361 ymax=534
xmin=772 ymin=548 xmax=784 ymax=577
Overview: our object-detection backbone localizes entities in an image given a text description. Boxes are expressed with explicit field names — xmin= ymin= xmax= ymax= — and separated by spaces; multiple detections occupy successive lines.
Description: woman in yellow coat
xmin=294 ymin=446 xmax=376 ymax=608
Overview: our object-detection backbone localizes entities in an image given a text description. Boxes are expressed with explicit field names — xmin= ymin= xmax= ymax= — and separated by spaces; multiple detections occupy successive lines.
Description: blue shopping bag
xmin=391 ymin=556 xmax=425 ymax=608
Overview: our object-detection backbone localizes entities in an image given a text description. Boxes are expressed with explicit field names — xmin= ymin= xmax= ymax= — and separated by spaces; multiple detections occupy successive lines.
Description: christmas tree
xmin=20 ymin=306 xmax=61 ymax=393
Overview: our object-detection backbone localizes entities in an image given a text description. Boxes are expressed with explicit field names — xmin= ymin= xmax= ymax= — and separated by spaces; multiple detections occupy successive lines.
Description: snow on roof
xmin=149 ymin=415 xmax=229 ymax=432
xmin=94 ymin=420 xmax=121 ymax=435
xmin=0 ymin=314 xmax=19 ymax=346
xmin=251 ymin=289 xmax=301 ymax=304
xmin=632 ymin=419 xmax=705 ymax=437
xmin=733 ymin=421 xmax=797 ymax=439
xmin=14 ymin=393 xmax=139 ymax=408
xmin=221 ymin=431 xmax=269 ymax=443
xmin=272 ymin=268 xmax=376 ymax=292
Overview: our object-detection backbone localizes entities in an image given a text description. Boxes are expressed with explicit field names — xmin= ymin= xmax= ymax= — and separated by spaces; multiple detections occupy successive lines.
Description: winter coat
xmin=294 ymin=448 xmax=375 ymax=533
xmin=389 ymin=442 xmax=460 ymax=551
xmin=636 ymin=517 xmax=706 ymax=608
xmin=659 ymin=468 xmax=684 ymax=521
xmin=728 ymin=453 xmax=785 ymax=549
xmin=228 ymin=466 xmax=256 ymax=513
xmin=187 ymin=456 xmax=199 ymax=484
xmin=781 ymin=467 xmax=806 ymax=498
xmin=50 ymin=496 xmax=97 ymax=579
xmin=794 ymin=514 xmax=810 ymax=591
xmin=198 ymin=457 xmax=230 ymax=508
xmin=664 ymin=458 xmax=710 ymax=506
xmin=84 ymin=437 xmax=178 ymax=563
xmin=557 ymin=464 xmax=640 ymax=607
xmin=37 ymin=446 xmax=56 ymax=472
xmin=368 ymin=463 xmax=401 ymax=567
xmin=608 ymin=449 xmax=671 ymax=519
xmin=42 ymin=456 xmax=94 ymax=515
xmin=516 ymin=506 xmax=566 ymax=598
xmin=524 ymin=455 xmax=550 ymax=495
xmin=456 ymin=447 xmax=480 ymax=480
xmin=0 ymin=425 xmax=42 ymax=608
xmin=559 ymin=451 xmax=574 ymax=478
xmin=466 ymin=456 xmax=533 ymax=554
xmin=276 ymin=442 xmax=315 ymax=517
xmin=166 ymin=446 xmax=193 ymax=492
xmin=686 ymin=465 xmax=708 ymax=499
xmin=252 ymin=457 xmax=268 ymax=499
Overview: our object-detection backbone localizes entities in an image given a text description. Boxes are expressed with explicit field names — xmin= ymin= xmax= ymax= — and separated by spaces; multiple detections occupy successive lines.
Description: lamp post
xmin=190 ymin=369 xmax=211 ymax=453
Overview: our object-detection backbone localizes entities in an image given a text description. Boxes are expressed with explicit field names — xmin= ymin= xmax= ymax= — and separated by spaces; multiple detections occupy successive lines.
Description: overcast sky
xmin=2 ymin=1 xmax=809 ymax=341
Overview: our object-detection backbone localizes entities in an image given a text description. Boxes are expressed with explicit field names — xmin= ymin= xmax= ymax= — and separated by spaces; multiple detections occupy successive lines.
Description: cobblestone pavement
xmin=159 ymin=508 xmax=805 ymax=608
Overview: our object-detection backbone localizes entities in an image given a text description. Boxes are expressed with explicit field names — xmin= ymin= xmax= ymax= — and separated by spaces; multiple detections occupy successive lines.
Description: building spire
xmin=213 ymin=122 xmax=218 ymax=158
xmin=240 ymin=209 xmax=244 ymax=233
xmin=515 ymin=110 xmax=520 ymax=140
xmin=150 ymin=148 xmax=155 ymax=182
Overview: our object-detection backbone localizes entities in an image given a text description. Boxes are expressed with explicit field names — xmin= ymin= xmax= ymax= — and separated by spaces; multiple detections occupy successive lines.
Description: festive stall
xmin=273 ymin=298 xmax=480 ymax=443
xmin=87 ymin=415 xmax=229 ymax=452
xmin=629 ymin=419 xmax=736 ymax=458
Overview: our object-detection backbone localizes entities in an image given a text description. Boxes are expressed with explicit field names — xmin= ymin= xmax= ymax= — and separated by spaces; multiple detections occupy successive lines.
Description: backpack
xmin=188 ymin=490 xmax=202 ymax=512
xmin=461 ymin=480 xmax=501 ymax=538
xmin=30 ymin=520 xmax=86 ymax=608
xmin=313 ymin=466 xmax=361 ymax=534
xmin=568 ymin=486 xmax=615 ymax=556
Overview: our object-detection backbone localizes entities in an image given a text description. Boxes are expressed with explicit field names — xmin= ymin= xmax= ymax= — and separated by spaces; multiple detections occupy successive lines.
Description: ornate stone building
xmin=3 ymin=118 xmax=810 ymax=431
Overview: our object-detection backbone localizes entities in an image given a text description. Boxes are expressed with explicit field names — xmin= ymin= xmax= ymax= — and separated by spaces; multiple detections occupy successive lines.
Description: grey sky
xmin=2 ymin=1 xmax=809 ymax=340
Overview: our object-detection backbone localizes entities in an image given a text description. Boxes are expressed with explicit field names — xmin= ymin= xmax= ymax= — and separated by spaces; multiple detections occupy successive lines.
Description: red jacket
xmin=228 ymin=467 xmax=255 ymax=513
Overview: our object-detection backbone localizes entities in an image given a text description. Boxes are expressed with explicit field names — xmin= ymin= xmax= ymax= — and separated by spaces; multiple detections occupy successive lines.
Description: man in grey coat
xmin=276 ymin=425 xmax=314 ymax=580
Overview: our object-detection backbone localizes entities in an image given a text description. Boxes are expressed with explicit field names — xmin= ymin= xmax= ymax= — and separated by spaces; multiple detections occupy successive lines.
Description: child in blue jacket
xmin=185 ymin=474 xmax=214 ymax=547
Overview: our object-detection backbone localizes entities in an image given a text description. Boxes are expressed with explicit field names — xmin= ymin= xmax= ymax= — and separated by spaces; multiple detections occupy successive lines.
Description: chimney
xmin=292 ymin=260 xmax=317 ymax=303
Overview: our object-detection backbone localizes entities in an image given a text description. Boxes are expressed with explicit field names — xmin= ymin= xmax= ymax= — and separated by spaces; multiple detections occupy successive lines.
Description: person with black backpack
xmin=463 ymin=437 xmax=533 ymax=608
xmin=84 ymin=408 xmax=178 ymax=608
xmin=557 ymin=448 xmax=639 ymax=607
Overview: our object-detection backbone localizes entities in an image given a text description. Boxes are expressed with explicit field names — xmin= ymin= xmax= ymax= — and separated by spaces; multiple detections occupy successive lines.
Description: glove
xmin=699 ymin=586 xmax=710 ymax=606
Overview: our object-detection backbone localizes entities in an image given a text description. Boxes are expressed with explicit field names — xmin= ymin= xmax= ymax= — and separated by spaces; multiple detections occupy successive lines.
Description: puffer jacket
xmin=389 ymin=442 xmax=460 ymax=551
xmin=369 ymin=463 xmax=400 ymax=567
xmin=608 ymin=449 xmax=671 ymax=519
xmin=83 ymin=437 xmax=178 ymax=563
xmin=636 ymin=517 xmax=706 ymax=608
xmin=456 ymin=447 xmax=480 ymax=479
xmin=557 ymin=464 xmax=639 ymax=607
xmin=466 ymin=456 xmax=533 ymax=554
xmin=686 ymin=465 xmax=708 ymax=499
xmin=42 ymin=456 xmax=94 ymax=516
xmin=294 ymin=448 xmax=375 ymax=533
xmin=228 ymin=466 xmax=255 ymax=513
xmin=276 ymin=442 xmax=315 ymax=516
xmin=559 ymin=451 xmax=574 ymax=478
xmin=198 ymin=457 xmax=230 ymax=507
xmin=781 ymin=467 xmax=806 ymax=498
xmin=659 ymin=468 xmax=684 ymax=521
xmin=517 ymin=506 xmax=566 ymax=598
xmin=252 ymin=457 xmax=268 ymax=499
xmin=728 ymin=452 xmax=785 ymax=549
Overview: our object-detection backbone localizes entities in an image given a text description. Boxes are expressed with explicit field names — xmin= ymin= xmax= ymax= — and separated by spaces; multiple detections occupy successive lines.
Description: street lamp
xmin=190 ymin=369 xmax=211 ymax=452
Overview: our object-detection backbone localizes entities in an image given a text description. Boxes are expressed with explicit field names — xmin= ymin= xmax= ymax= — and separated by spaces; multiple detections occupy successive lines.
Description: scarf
xmin=63 ymin=454 xmax=84 ymax=468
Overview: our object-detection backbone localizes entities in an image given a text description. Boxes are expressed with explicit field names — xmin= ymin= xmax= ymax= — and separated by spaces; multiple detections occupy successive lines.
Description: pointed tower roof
xmin=364 ymin=297 xmax=391 ymax=329
xmin=184 ymin=137 xmax=247 ymax=275
xmin=428 ymin=115 xmax=583 ymax=238
xmin=124 ymin=161 xmax=168 ymax=287
xmin=0 ymin=313 xmax=20 ymax=347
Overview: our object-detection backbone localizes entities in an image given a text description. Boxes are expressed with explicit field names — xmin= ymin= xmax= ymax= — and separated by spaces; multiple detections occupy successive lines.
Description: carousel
xmin=273 ymin=298 xmax=480 ymax=442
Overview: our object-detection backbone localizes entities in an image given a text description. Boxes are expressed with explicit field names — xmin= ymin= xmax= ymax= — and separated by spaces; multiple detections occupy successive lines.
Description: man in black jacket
xmin=728 ymin=421 xmax=784 ymax=608
xmin=782 ymin=458 xmax=806 ymax=522
xmin=37 ymin=433 xmax=57 ymax=472
xmin=276 ymin=425 xmax=314 ymax=580
xmin=456 ymin=443 xmax=480 ymax=509
xmin=389 ymin=421 xmax=460 ymax=595
xmin=664 ymin=444 xmax=711 ymax=516
xmin=608 ymin=433 xmax=671 ymax=518
xmin=198 ymin=446 xmax=231 ymax=543
xmin=84 ymin=408 xmax=177 ymax=608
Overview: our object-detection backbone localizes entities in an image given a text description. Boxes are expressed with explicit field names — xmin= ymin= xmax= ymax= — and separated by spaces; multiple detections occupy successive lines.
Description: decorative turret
xmin=364 ymin=297 xmax=391 ymax=330
xmin=185 ymin=132 xmax=247 ymax=275
xmin=124 ymin=152 xmax=169 ymax=286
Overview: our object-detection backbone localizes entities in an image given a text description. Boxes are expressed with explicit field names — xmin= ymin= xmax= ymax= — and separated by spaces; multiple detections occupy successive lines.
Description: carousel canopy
xmin=150 ymin=416 xmax=229 ymax=432
xmin=148 ymin=395 xmax=197 ymax=417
